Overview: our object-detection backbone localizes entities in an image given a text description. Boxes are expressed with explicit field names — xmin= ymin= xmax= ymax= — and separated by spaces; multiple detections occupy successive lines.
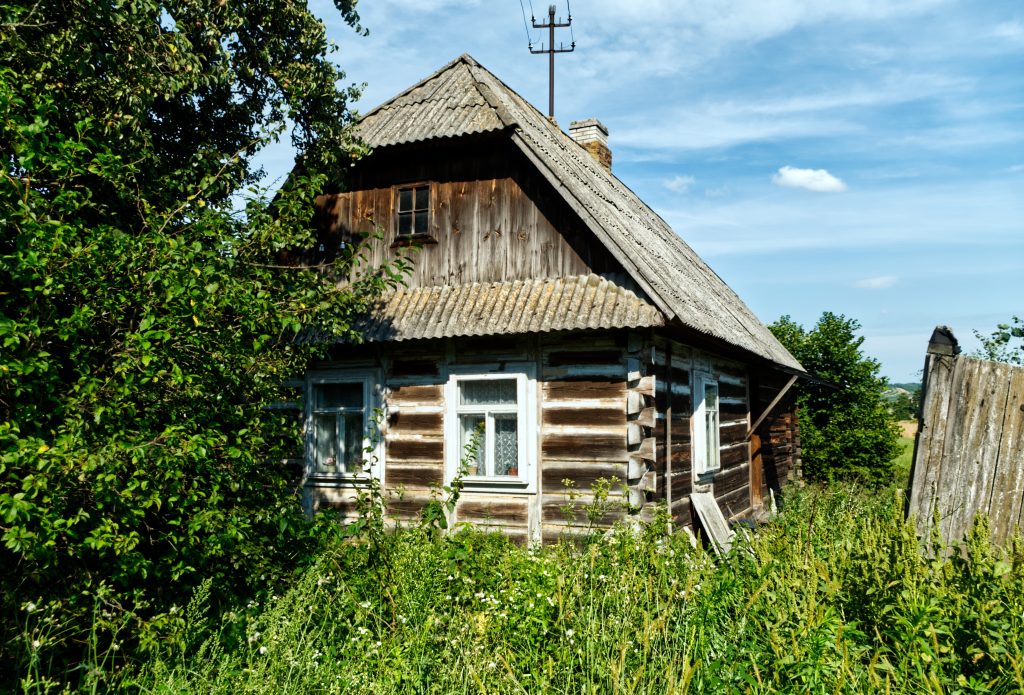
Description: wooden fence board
xmin=907 ymin=329 xmax=1024 ymax=546
xmin=909 ymin=353 xmax=955 ymax=531
xmin=991 ymin=367 xmax=1024 ymax=540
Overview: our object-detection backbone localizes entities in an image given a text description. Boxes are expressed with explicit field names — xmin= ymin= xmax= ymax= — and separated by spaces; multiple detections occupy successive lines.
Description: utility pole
xmin=529 ymin=4 xmax=575 ymax=119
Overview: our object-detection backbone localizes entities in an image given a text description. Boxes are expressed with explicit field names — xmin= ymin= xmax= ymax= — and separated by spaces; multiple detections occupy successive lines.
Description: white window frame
xmin=443 ymin=364 xmax=536 ymax=493
xmin=692 ymin=372 xmax=721 ymax=479
xmin=304 ymin=369 xmax=383 ymax=484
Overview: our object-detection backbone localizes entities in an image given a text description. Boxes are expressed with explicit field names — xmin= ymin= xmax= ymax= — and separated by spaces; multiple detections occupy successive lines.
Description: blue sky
xmin=260 ymin=0 xmax=1023 ymax=382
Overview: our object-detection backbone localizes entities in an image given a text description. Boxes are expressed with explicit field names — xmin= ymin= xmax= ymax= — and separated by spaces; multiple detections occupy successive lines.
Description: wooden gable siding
xmin=315 ymin=137 xmax=627 ymax=288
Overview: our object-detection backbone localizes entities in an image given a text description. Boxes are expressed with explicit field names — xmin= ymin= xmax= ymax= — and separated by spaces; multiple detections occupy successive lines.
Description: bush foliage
xmin=0 ymin=0 xmax=406 ymax=683
xmin=771 ymin=313 xmax=901 ymax=485
xmin=972 ymin=316 xmax=1024 ymax=365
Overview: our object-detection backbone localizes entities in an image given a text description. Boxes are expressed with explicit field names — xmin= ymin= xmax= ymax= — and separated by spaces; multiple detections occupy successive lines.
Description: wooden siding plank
xmin=990 ymin=367 xmax=1024 ymax=541
xmin=543 ymin=434 xmax=626 ymax=461
xmin=543 ymin=407 xmax=625 ymax=427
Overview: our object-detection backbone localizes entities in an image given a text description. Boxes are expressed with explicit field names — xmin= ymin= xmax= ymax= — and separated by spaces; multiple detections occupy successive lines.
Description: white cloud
xmin=663 ymin=175 xmax=696 ymax=192
xmin=855 ymin=275 xmax=899 ymax=289
xmin=772 ymin=166 xmax=848 ymax=192
xmin=990 ymin=20 xmax=1024 ymax=43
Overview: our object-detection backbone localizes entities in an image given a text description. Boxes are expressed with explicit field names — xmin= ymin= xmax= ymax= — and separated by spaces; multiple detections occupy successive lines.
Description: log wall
xmin=302 ymin=330 xmax=765 ymax=542
xmin=749 ymin=371 xmax=801 ymax=511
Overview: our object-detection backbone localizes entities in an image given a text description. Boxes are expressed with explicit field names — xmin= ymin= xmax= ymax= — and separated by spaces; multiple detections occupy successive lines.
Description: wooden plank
xmin=389 ymin=383 xmax=443 ymax=405
xmin=546 ymin=350 xmax=623 ymax=367
xmin=541 ymin=461 xmax=627 ymax=492
xmin=717 ymin=486 xmax=752 ymax=520
xmin=543 ymin=407 xmax=624 ymax=428
xmin=543 ymin=434 xmax=626 ymax=461
xmin=750 ymin=432 xmax=764 ymax=510
xmin=390 ymin=359 xmax=441 ymax=378
xmin=990 ymin=365 xmax=1024 ymax=542
xmin=457 ymin=500 xmax=530 ymax=525
xmin=544 ymin=379 xmax=625 ymax=400
xmin=937 ymin=358 xmax=981 ymax=543
xmin=714 ymin=462 xmax=751 ymax=496
xmin=955 ymin=360 xmax=1012 ymax=542
xmin=385 ymin=463 xmax=444 ymax=488
xmin=388 ymin=411 xmax=443 ymax=434
xmin=541 ymin=500 xmax=628 ymax=526
xmin=908 ymin=353 xmax=955 ymax=535
xmin=691 ymin=491 xmax=735 ymax=555
xmin=719 ymin=443 xmax=749 ymax=468
xmin=387 ymin=438 xmax=443 ymax=462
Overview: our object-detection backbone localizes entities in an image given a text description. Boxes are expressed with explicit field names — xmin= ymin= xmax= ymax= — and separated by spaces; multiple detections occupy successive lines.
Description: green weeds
xmin=112 ymin=485 xmax=1024 ymax=694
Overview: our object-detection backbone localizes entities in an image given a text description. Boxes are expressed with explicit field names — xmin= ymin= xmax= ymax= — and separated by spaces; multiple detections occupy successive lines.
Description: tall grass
xmin=117 ymin=485 xmax=1024 ymax=694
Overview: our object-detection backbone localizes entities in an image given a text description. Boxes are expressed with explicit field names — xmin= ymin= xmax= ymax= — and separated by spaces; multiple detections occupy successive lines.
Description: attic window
xmin=395 ymin=184 xmax=430 ymax=237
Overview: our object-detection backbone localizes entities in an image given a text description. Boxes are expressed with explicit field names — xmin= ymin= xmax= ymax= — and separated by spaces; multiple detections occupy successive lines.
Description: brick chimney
xmin=569 ymin=118 xmax=612 ymax=172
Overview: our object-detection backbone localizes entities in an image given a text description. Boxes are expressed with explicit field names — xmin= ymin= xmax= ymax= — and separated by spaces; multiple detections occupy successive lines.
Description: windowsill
xmin=305 ymin=473 xmax=373 ymax=487
xmin=390 ymin=234 xmax=437 ymax=248
xmin=460 ymin=476 xmax=531 ymax=491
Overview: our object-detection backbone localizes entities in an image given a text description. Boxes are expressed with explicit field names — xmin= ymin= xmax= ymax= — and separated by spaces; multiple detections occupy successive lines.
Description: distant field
xmin=894 ymin=428 xmax=916 ymax=487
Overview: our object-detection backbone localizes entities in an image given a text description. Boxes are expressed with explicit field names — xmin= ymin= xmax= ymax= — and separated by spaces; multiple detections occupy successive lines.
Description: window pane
xmin=340 ymin=412 xmax=364 ymax=474
xmin=414 ymin=186 xmax=429 ymax=210
xmin=493 ymin=414 xmax=519 ymax=475
xmin=414 ymin=210 xmax=428 ymax=235
xmin=704 ymin=384 xmax=719 ymax=468
xmin=704 ymin=384 xmax=718 ymax=414
xmin=459 ymin=414 xmax=486 ymax=475
xmin=459 ymin=379 xmax=517 ymax=406
xmin=398 ymin=188 xmax=412 ymax=212
xmin=397 ymin=212 xmax=412 ymax=236
xmin=317 ymin=382 xmax=363 ymax=409
xmin=313 ymin=413 xmax=338 ymax=474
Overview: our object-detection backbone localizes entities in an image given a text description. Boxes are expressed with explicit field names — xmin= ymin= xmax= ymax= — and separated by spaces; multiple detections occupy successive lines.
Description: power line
xmin=517 ymin=0 xmax=535 ymax=46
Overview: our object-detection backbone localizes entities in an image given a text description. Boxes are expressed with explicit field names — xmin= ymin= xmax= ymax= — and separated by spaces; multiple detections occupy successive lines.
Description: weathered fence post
xmin=906 ymin=326 xmax=1024 ymax=545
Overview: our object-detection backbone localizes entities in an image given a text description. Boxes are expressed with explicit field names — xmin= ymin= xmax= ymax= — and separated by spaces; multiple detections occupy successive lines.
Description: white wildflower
xmin=25 ymin=603 xmax=37 ymax=613
xmin=359 ymin=601 xmax=371 ymax=609
xmin=32 ymin=640 xmax=41 ymax=650
xmin=259 ymin=646 xmax=267 ymax=655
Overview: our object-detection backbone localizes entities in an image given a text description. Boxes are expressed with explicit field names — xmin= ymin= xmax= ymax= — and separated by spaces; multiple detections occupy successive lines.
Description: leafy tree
xmin=972 ymin=316 xmax=1023 ymax=365
xmin=1 ymin=0 xmax=402 ymax=683
xmin=887 ymin=389 xmax=920 ymax=421
xmin=770 ymin=313 xmax=901 ymax=486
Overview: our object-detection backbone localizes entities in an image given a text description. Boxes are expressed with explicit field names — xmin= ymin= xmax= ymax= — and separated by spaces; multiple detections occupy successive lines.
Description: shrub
xmin=771 ymin=313 xmax=902 ymax=485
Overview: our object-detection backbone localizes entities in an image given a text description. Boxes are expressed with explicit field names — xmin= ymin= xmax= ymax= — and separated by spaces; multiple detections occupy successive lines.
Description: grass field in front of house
xmin=108 ymin=483 xmax=1024 ymax=695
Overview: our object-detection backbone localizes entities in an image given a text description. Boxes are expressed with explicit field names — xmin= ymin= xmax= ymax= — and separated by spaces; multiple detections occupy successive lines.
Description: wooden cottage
xmin=303 ymin=54 xmax=804 ymax=545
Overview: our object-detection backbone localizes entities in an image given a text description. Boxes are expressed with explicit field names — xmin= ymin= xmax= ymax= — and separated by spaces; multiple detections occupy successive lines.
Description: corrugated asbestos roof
xmin=355 ymin=275 xmax=664 ymax=342
xmin=354 ymin=54 xmax=803 ymax=372
xmin=357 ymin=60 xmax=506 ymax=146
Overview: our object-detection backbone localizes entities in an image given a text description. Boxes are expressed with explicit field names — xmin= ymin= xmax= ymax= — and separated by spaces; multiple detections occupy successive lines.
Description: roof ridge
xmin=358 ymin=53 xmax=479 ymax=121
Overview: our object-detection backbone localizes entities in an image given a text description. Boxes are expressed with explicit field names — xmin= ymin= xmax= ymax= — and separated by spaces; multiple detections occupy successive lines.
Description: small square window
xmin=396 ymin=184 xmax=430 ymax=237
